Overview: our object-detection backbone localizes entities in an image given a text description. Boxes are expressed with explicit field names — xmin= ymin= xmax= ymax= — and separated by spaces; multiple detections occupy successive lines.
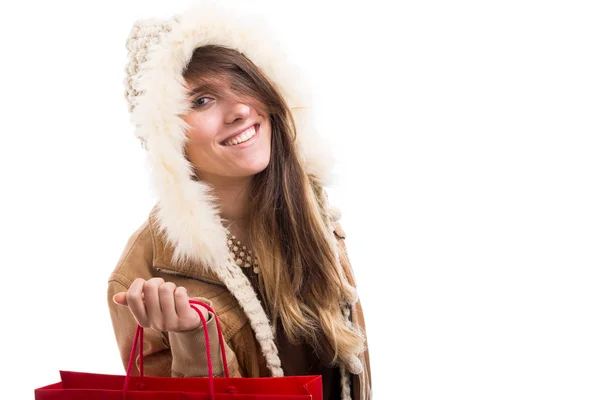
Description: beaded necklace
xmin=226 ymin=232 xmax=260 ymax=274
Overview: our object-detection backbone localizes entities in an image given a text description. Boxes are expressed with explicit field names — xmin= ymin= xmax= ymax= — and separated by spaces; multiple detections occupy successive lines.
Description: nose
xmin=224 ymin=100 xmax=251 ymax=124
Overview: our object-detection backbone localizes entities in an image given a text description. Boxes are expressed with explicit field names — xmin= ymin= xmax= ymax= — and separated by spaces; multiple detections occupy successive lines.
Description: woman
xmin=107 ymin=3 xmax=371 ymax=400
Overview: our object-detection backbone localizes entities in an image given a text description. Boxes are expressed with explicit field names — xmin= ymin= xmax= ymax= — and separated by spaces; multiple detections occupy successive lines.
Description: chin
xmin=245 ymin=151 xmax=271 ymax=173
xmin=244 ymin=161 xmax=270 ymax=176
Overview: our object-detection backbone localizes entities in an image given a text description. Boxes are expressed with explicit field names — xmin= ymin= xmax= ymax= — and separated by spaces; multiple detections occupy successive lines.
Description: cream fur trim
xmin=125 ymin=1 xmax=335 ymax=271
xmin=214 ymin=263 xmax=284 ymax=377
xmin=124 ymin=1 xmax=359 ymax=394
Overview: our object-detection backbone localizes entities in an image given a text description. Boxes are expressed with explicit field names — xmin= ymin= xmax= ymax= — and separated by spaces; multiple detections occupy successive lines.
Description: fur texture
xmin=124 ymin=2 xmax=336 ymax=272
xmin=123 ymin=2 xmax=359 ymax=398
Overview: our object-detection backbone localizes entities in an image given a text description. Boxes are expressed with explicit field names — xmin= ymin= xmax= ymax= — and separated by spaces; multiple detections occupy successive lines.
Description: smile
xmin=222 ymin=124 xmax=259 ymax=147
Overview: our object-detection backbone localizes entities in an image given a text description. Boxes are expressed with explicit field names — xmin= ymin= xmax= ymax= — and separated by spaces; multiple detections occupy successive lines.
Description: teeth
xmin=224 ymin=125 xmax=256 ymax=146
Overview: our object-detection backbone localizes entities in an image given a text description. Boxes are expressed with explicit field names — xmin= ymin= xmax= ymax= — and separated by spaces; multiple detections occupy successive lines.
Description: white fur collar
xmin=125 ymin=2 xmax=336 ymax=272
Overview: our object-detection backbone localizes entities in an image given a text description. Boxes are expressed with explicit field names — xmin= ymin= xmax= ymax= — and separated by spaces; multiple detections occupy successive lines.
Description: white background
xmin=1 ymin=0 xmax=599 ymax=398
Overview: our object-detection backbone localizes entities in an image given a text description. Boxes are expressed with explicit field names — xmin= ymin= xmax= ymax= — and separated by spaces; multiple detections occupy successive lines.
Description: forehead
xmin=185 ymin=72 xmax=232 ymax=96
xmin=182 ymin=69 xmax=268 ymax=112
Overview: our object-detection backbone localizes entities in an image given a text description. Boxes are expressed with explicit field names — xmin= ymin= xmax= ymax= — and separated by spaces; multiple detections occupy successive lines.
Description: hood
xmin=123 ymin=1 xmax=337 ymax=272
xmin=122 ymin=3 xmax=364 ymax=394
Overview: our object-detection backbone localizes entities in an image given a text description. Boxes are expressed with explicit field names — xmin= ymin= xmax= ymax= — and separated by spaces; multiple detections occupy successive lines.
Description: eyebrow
xmin=187 ymin=86 xmax=204 ymax=97
xmin=187 ymin=79 xmax=231 ymax=97
xmin=187 ymin=84 xmax=224 ymax=98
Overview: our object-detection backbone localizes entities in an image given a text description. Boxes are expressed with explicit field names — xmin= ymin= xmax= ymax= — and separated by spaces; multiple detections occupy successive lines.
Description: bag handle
xmin=188 ymin=299 xmax=231 ymax=377
xmin=122 ymin=300 xmax=230 ymax=400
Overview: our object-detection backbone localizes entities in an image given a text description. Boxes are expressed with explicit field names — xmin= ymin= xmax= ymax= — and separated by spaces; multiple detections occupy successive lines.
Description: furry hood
xmin=123 ymin=1 xmax=336 ymax=272
xmin=122 ymin=4 xmax=365 ymax=395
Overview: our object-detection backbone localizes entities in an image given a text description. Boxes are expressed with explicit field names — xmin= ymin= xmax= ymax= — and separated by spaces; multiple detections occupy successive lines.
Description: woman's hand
xmin=112 ymin=278 xmax=208 ymax=332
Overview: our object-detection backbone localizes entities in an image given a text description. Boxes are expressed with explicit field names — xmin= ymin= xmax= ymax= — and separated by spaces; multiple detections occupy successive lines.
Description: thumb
xmin=112 ymin=292 xmax=128 ymax=306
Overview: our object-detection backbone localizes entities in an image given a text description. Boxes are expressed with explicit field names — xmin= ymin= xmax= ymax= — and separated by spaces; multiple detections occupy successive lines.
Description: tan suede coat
xmin=107 ymin=209 xmax=372 ymax=399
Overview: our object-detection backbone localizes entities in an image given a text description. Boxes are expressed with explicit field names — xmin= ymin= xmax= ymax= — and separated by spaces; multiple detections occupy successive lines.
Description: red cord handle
xmin=121 ymin=300 xmax=230 ymax=399
xmin=189 ymin=299 xmax=231 ymax=378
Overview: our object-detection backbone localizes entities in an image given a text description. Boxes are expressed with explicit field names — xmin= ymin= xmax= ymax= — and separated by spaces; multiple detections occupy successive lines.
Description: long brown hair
xmin=183 ymin=45 xmax=364 ymax=365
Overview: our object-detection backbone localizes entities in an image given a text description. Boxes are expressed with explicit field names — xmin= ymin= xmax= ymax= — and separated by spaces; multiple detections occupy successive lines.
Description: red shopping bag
xmin=35 ymin=300 xmax=322 ymax=399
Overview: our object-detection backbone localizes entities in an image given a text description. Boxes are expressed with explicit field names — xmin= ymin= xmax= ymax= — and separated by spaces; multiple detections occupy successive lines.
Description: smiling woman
xmin=106 ymin=2 xmax=371 ymax=400
xmin=181 ymin=45 xmax=274 ymax=186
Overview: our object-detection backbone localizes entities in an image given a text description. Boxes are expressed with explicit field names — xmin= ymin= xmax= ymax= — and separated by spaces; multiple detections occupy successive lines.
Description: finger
xmin=144 ymin=278 xmax=165 ymax=330
xmin=112 ymin=292 xmax=127 ymax=306
xmin=126 ymin=278 xmax=148 ymax=327
xmin=176 ymin=288 xmax=206 ymax=326
xmin=158 ymin=282 xmax=178 ymax=329
xmin=174 ymin=287 xmax=192 ymax=318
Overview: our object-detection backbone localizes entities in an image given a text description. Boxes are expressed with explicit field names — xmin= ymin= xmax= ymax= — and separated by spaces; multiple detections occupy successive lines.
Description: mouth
xmin=220 ymin=124 xmax=260 ymax=147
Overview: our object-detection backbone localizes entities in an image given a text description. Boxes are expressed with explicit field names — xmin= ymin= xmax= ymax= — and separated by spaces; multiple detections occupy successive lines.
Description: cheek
xmin=185 ymin=133 xmax=212 ymax=166
xmin=183 ymin=126 xmax=219 ymax=172
xmin=187 ymin=130 xmax=213 ymax=147
xmin=184 ymin=116 xmax=219 ymax=148
xmin=262 ymin=120 xmax=272 ymax=143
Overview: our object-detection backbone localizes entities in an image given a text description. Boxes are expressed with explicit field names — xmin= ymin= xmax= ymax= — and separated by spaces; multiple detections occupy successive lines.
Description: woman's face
xmin=182 ymin=79 xmax=272 ymax=184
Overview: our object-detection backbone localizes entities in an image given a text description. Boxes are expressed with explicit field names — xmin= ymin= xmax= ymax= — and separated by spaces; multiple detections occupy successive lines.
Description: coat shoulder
xmin=106 ymin=217 xmax=249 ymax=341
xmin=108 ymin=219 xmax=154 ymax=287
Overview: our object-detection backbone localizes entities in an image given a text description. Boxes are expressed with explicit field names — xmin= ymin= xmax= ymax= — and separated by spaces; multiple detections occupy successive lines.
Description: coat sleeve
xmin=106 ymin=225 xmax=244 ymax=381
xmin=107 ymin=279 xmax=243 ymax=378
xmin=333 ymin=221 xmax=373 ymax=399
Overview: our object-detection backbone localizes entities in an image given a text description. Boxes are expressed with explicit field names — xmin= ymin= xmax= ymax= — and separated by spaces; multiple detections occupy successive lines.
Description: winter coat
xmin=115 ymin=2 xmax=372 ymax=398
xmin=107 ymin=206 xmax=372 ymax=400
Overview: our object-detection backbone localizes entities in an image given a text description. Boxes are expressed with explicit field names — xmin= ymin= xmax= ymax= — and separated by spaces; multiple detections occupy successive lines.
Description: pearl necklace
xmin=226 ymin=232 xmax=260 ymax=274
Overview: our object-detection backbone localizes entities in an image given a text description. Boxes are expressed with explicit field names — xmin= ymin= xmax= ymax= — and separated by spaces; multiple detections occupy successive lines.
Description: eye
xmin=192 ymin=96 xmax=213 ymax=108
